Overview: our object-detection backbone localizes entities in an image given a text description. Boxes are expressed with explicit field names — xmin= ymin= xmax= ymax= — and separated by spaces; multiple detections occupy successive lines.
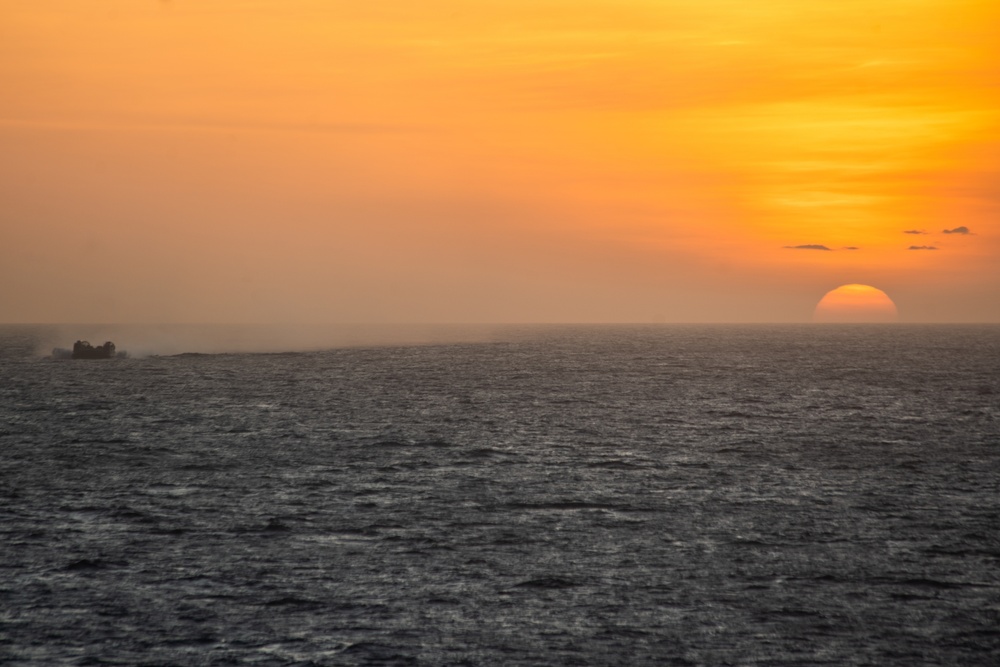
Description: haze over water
xmin=2 ymin=324 xmax=998 ymax=665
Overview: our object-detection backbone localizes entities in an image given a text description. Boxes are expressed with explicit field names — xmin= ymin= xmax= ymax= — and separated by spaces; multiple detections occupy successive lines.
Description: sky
xmin=2 ymin=0 xmax=998 ymax=323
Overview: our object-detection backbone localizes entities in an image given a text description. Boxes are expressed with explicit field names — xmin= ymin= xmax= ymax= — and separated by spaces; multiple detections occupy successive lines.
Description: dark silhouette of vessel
xmin=53 ymin=340 xmax=121 ymax=359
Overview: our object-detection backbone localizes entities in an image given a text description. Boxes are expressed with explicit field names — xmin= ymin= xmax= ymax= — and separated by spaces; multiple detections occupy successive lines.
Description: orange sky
xmin=2 ymin=0 xmax=998 ymax=323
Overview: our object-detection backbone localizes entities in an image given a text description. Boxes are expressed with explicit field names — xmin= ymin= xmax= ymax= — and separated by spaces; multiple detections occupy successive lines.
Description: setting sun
xmin=813 ymin=284 xmax=899 ymax=323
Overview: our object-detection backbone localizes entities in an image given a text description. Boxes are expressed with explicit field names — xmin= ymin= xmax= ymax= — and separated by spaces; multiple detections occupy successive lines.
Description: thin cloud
xmin=843 ymin=246 xmax=860 ymax=250
xmin=942 ymin=226 xmax=971 ymax=234
xmin=903 ymin=230 xmax=927 ymax=234
xmin=908 ymin=245 xmax=938 ymax=250
xmin=0 ymin=116 xmax=425 ymax=135
xmin=784 ymin=244 xmax=831 ymax=251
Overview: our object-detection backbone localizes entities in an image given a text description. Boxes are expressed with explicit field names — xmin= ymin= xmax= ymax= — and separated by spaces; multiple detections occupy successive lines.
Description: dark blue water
xmin=2 ymin=325 xmax=998 ymax=665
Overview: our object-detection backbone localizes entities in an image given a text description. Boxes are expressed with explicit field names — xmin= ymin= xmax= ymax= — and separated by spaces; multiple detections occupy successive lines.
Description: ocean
xmin=1 ymin=324 xmax=998 ymax=665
